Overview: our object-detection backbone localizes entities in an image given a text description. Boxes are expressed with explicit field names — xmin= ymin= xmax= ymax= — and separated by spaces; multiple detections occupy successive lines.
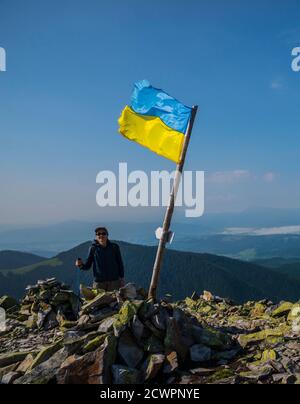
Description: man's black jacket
xmin=81 ymin=240 xmax=124 ymax=282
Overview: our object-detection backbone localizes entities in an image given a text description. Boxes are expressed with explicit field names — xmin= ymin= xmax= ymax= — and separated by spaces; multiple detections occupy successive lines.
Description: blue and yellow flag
xmin=118 ymin=80 xmax=192 ymax=163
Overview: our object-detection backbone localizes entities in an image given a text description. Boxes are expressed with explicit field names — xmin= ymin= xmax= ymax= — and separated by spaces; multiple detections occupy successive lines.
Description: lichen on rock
xmin=1 ymin=281 xmax=300 ymax=384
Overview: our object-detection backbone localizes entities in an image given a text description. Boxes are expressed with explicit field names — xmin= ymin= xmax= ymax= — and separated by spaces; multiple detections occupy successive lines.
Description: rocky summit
xmin=0 ymin=279 xmax=300 ymax=385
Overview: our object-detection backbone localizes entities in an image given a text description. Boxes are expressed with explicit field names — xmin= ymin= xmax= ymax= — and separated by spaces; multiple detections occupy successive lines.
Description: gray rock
xmin=281 ymin=357 xmax=300 ymax=374
xmin=268 ymin=360 xmax=285 ymax=373
xmin=173 ymin=307 xmax=191 ymax=329
xmin=131 ymin=315 xmax=145 ymax=340
xmin=57 ymin=335 xmax=117 ymax=384
xmin=112 ymin=365 xmax=141 ymax=384
xmin=143 ymin=335 xmax=165 ymax=354
xmin=144 ymin=354 xmax=165 ymax=381
xmin=163 ymin=351 xmax=178 ymax=374
xmin=0 ymin=351 xmax=32 ymax=368
xmin=37 ymin=307 xmax=52 ymax=329
xmin=77 ymin=314 xmax=90 ymax=327
xmin=1 ymin=371 xmax=22 ymax=384
xmin=43 ymin=310 xmax=59 ymax=331
xmin=119 ymin=283 xmax=137 ymax=300
xmin=143 ymin=319 xmax=164 ymax=339
xmin=282 ymin=374 xmax=298 ymax=384
xmin=240 ymin=365 xmax=274 ymax=381
xmin=273 ymin=373 xmax=297 ymax=384
xmin=190 ymin=367 xmax=215 ymax=376
xmin=118 ymin=330 xmax=144 ymax=368
xmin=98 ymin=316 xmax=117 ymax=333
xmin=81 ymin=292 xmax=117 ymax=315
xmin=212 ymin=349 xmax=239 ymax=361
xmin=192 ymin=325 xmax=231 ymax=349
xmin=164 ymin=317 xmax=188 ymax=362
xmin=89 ymin=308 xmax=117 ymax=323
xmin=151 ymin=308 xmax=168 ymax=331
xmin=272 ymin=373 xmax=287 ymax=383
xmin=14 ymin=348 xmax=68 ymax=384
xmin=190 ymin=345 xmax=212 ymax=362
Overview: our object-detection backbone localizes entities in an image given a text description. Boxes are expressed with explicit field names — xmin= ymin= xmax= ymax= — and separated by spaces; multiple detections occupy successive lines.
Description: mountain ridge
xmin=0 ymin=250 xmax=45 ymax=271
xmin=1 ymin=240 xmax=300 ymax=303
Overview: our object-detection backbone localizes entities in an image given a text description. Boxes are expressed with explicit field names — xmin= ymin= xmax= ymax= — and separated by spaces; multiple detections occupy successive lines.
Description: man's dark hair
xmin=95 ymin=227 xmax=109 ymax=235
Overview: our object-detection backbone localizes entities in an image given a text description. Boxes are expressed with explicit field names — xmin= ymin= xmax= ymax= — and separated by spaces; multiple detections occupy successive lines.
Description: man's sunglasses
xmin=96 ymin=232 xmax=107 ymax=236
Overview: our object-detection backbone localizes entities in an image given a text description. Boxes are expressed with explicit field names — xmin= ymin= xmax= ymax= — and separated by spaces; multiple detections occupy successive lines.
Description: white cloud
xmin=222 ymin=226 xmax=300 ymax=236
xmin=263 ymin=172 xmax=276 ymax=183
xmin=221 ymin=227 xmax=254 ymax=235
xmin=208 ymin=170 xmax=251 ymax=184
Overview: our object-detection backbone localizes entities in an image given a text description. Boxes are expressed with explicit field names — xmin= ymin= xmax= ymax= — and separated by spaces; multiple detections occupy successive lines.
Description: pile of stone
xmin=0 ymin=282 xmax=300 ymax=384
xmin=15 ymin=278 xmax=80 ymax=331
xmin=179 ymin=292 xmax=300 ymax=383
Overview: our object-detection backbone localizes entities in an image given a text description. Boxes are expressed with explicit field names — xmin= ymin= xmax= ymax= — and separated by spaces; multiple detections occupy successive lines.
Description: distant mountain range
xmin=1 ymin=241 xmax=300 ymax=304
xmin=1 ymin=208 xmax=300 ymax=259
xmin=173 ymin=234 xmax=300 ymax=261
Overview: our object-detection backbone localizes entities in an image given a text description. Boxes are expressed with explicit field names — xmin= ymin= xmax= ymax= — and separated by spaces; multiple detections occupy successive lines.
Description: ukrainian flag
xmin=118 ymin=80 xmax=192 ymax=163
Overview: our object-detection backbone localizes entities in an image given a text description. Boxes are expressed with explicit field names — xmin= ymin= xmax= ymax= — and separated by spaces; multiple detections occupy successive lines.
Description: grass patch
xmin=0 ymin=258 xmax=63 ymax=275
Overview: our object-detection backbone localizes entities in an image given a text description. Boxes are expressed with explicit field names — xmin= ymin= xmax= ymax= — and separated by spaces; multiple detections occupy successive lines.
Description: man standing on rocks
xmin=75 ymin=227 xmax=125 ymax=291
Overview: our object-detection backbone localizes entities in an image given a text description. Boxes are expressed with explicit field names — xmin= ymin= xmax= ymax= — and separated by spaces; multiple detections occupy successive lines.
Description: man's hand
xmin=120 ymin=278 xmax=125 ymax=288
xmin=75 ymin=258 xmax=84 ymax=269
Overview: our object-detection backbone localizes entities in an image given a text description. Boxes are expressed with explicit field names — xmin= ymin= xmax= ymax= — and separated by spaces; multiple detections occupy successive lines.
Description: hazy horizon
xmin=2 ymin=206 xmax=300 ymax=227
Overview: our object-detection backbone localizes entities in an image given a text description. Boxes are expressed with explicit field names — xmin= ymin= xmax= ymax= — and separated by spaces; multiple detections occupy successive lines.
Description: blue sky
xmin=0 ymin=0 xmax=299 ymax=224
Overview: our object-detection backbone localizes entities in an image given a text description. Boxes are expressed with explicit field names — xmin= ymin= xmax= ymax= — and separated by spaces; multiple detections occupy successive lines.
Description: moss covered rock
xmin=113 ymin=301 xmax=142 ymax=335
xmin=208 ymin=367 xmax=235 ymax=382
xmin=29 ymin=340 xmax=63 ymax=370
xmin=238 ymin=325 xmax=289 ymax=348
xmin=192 ymin=325 xmax=232 ymax=349
xmin=251 ymin=303 xmax=266 ymax=317
xmin=0 ymin=351 xmax=33 ymax=368
xmin=261 ymin=349 xmax=277 ymax=362
xmin=83 ymin=334 xmax=107 ymax=353
xmin=272 ymin=302 xmax=293 ymax=318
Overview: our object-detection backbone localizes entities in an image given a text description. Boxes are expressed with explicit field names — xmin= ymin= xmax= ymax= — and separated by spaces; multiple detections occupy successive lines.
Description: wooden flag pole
xmin=148 ymin=105 xmax=198 ymax=300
